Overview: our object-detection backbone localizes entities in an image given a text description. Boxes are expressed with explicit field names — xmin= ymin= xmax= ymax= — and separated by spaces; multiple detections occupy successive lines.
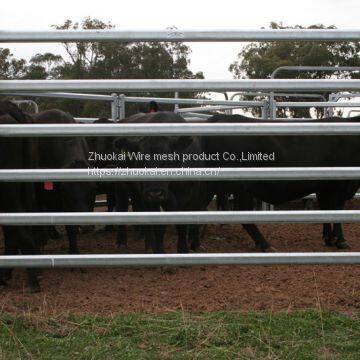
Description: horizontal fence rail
xmin=1 ymin=29 xmax=360 ymax=43
xmin=175 ymin=104 xmax=263 ymax=113
xmin=3 ymin=79 xmax=360 ymax=92
xmin=2 ymin=92 xmax=115 ymax=101
xmin=0 ymin=253 xmax=359 ymax=268
xmin=123 ymin=96 xmax=252 ymax=106
xmin=1 ymin=210 xmax=360 ymax=225
xmin=2 ymin=123 xmax=360 ymax=136
xmin=1 ymin=167 xmax=360 ymax=181
xmin=4 ymin=93 xmax=251 ymax=106
xmin=277 ymin=101 xmax=360 ymax=108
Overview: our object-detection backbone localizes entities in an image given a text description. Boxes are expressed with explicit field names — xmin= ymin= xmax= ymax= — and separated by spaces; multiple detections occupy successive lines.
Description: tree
xmin=1 ymin=17 xmax=203 ymax=118
xmin=26 ymin=53 xmax=63 ymax=79
xmin=51 ymin=17 xmax=203 ymax=117
xmin=0 ymin=48 xmax=27 ymax=80
xmin=229 ymin=22 xmax=360 ymax=118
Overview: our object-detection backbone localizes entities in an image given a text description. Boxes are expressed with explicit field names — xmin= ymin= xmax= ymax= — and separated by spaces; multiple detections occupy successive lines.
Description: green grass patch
xmin=0 ymin=310 xmax=359 ymax=359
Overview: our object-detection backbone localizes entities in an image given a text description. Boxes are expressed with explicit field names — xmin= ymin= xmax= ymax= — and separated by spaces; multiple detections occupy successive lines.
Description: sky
xmin=1 ymin=0 xmax=360 ymax=80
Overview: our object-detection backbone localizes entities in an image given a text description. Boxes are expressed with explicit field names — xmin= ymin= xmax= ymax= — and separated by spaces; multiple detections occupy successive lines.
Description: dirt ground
xmin=1 ymin=199 xmax=360 ymax=316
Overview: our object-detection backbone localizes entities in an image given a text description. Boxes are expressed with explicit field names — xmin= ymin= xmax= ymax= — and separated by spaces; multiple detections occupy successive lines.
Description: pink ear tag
xmin=44 ymin=182 xmax=54 ymax=191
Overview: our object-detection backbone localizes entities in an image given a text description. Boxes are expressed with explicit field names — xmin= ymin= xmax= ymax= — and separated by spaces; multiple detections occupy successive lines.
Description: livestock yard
xmin=1 ymin=1 xmax=360 ymax=358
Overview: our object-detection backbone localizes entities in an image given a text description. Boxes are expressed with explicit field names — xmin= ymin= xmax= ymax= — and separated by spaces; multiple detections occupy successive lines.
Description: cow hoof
xmin=116 ymin=242 xmax=127 ymax=248
xmin=324 ymin=237 xmax=336 ymax=247
xmin=190 ymin=243 xmax=200 ymax=252
xmin=255 ymin=243 xmax=273 ymax=252
xmin=336 ymin=240 xmax=350 ymax=249
xmin=190 ymin=245 xmax=205 ymax=252
xmin=263 ymin=246 xmax=277 ymax=252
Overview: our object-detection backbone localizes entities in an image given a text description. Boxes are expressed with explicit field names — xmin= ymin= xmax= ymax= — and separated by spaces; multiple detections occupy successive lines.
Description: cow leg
xmin=317 ymin=189 xmax=349 ymax=248
xmin=0 ymin=227 xmax=17 ymax=286
xmin=104 ymin=189 xmax=115 ymax=232
xmin=189 ymin=225 xmax=200 ymax=251
xmin=233 ymin=191 xmax=271 ymax=250
xmin=21 ymin=244 xmax=40 ymax=293
xmin=115 ymin=185 xmax=129 ymax=249
xmin=242 ymin=224 xmax=271 ymax=250
xmin=153 ymin=225 xmax=165 ymax=253
xmin=176 ymin=225 xmax=189 ymax=253
xmin=116 ymin=226 xmax=128 ymax=249
xmin=143 ymin=225 xmax=165 ymax=253
xmin=65 ymin=225 xmax=80 ymax=254
xmin=318 ymin=192 xmax=337 ymax=247
xmin=1 ymin=226 xmax=41 ymax=293
xmin=332 ymin=223 xmax=349 ymax=249
xmin=322 ymin=223 xmax=334 ymax=246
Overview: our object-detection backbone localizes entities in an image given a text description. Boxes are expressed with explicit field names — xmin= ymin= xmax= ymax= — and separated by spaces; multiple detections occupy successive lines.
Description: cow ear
xmin=171 ymin=136 xmax=193 ymax=150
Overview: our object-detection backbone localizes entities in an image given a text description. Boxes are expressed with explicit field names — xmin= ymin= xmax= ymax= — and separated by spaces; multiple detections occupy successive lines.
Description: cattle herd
xmin=1 ymin=99 xmax=360 ymax=292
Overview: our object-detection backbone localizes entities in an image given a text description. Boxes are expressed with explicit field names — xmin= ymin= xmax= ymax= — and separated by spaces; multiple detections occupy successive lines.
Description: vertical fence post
xmin=111 ymin=93 xmax=118 ymax=120
xmin=174 ymin=92 xmax=179 ymax=112
xmin=327 ymin=93 xmax=337 ymax=117
xmin=119 ymin=94 xmax=126 ymax=120
xmin=261 ymin=100 xmax=268 ymax=119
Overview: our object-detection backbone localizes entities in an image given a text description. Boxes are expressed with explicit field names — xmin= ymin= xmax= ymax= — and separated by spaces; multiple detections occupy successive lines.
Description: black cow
xmin=0 ymin=101 xmax=46 ymax=292
xmin=34 ymin=110 xmax=96 ymax=254
xmin=113 ymin=111 xmax=207 ymax=253
xmin=87 ymin=118 xmax=116 ymax=232
xmin=203 ymin=114 xmax=360 ymax=250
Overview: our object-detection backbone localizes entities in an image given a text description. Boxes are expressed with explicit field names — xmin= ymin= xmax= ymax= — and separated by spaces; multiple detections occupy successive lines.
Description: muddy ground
xmin=0 ymin=199 xmax=359 ymax=316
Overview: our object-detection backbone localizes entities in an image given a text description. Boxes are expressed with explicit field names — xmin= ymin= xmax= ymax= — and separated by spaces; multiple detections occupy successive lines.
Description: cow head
xmin=114 ymin=135 xmax=193 ymax=205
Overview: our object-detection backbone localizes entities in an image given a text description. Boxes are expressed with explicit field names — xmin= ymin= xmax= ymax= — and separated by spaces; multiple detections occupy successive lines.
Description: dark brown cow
xmin=0 ymin=101 xmax=45 ymax=292
xmin=34 ymin=110 xmax=96 ymax=254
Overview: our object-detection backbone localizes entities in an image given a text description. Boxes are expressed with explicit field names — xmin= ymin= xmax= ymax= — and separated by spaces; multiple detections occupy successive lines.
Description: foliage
xmin=0 ymin=48 xmax=27 ymax=80
xmin=229 ymin=22 xmax=360 ymax=118
xmin=1 ymin=17 xmax=203 ymax=118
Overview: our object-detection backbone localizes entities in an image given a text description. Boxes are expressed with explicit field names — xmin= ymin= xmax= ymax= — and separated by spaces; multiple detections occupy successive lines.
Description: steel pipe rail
xmin=348 ymin=110 xmax=360 ymax=117
xmin=0 ymin=252 xmax=359 ymax=268
xmin=277 ymin=101 xmax=360 ymax=108
xmin=3 ymin=91 xmax=115 ymax=101
xmin=181 ymin=112 xmax=211 ymax=119
xmin=2 ymin=122 xmax=360 ymax=137
xmin=1 ymin=167 xmax=360 ymax=181
xmin=2 ymin=29 xmax=360 ymax=43
xmin=123 ymin=96 xmax=253 ymax=106
xmin=3 ymin=79 xmax=360 ymax=92
xmin=230 ymin=92 xmax=327 ymax=101
xmin=1 ymin=210 xmax=360 ymax=225
xmin=175 ymin=103 xmax=264 ymax=113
